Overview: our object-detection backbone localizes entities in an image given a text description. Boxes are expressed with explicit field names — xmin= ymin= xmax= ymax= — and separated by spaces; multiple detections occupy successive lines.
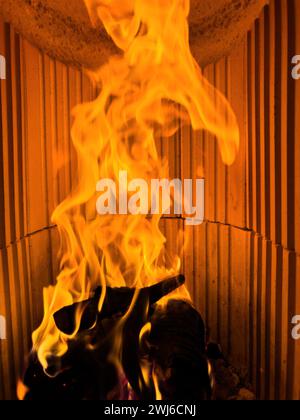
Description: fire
xmin=17 ymin=379 xmax=29 ymax=401
xmin=31 ymin=0 xmax=239 ymax=397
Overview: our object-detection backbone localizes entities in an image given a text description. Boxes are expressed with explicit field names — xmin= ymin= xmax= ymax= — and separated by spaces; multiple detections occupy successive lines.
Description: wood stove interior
xmin=0 ymin=0 xmax=299 ymax=400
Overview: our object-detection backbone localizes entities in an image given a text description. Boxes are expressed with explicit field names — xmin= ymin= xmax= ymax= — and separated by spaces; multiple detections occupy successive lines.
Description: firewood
xmin=144 ymin=299 xmax=211 ymax=400
xmin=54 ymin=275 xmax=185 ymax=335
xmin=22 ymin=275 xmax=214 ymax=401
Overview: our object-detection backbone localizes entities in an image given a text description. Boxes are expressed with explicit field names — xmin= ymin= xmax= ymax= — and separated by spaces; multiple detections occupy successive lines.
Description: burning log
xmin=21 ymin=274 xmax=213 ymax=400
xmin=54 ymin=275 xmax=185 ymax=335
xmin=144 ymin=299 xmax=212 ymax=400
xmin=23 ymin=326 xmax=121 ymax=400
xmin=22 ymin=275 xmax=190 ymax=400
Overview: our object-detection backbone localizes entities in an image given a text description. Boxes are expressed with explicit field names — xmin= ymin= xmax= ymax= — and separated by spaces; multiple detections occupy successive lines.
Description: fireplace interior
xmin=0 ymin=0 xmax=299 ymax=400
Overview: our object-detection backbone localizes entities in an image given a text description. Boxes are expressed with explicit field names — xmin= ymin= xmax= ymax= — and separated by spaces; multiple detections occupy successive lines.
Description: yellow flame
xmin=139 ymin=322 xmax=152 ymax=388
xmin=153 ymin=369 xmax=163 ymax=401
xmin=32 ymin=0 xmax=239 ymax=379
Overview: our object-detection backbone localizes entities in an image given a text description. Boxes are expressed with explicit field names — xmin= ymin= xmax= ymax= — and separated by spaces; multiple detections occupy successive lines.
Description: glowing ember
xmin=31 ymin=0 xmax=239 ymax=398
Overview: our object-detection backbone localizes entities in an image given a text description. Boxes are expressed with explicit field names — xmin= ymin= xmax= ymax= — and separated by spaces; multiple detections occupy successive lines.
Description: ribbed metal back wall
xmin=0 ymin=0 xmax=299 ymax=400
xmin=185 ymin=0 xmax=300 ymax=400
xmin=184 ymin=0 xmax=299 ymax=400
xmin=0 ymin=21 xmax=97 ymax=399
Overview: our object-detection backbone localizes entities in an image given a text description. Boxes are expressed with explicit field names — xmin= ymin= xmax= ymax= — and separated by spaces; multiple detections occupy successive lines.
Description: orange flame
xmin=17 ymin=379 xmax=29 ymax=401
xmin=32 ymin=0 xmax=239 ymax=384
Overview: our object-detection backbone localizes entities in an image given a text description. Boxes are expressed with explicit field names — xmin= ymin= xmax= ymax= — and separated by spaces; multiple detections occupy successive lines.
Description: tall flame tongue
xmin=32 ymin=0 xmax=239 ymax=376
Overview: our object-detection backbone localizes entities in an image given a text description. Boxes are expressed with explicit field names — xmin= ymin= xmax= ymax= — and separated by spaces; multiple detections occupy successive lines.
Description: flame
xmin=153 ymin=369 xmax=163 ymax=401
xmin=31 ymin=0 xmax=239 ymax=394
xmin=17 ymin=379 xmax=29 ymax=401
xmin=139 ymin=322 xmax=152 ymax=388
